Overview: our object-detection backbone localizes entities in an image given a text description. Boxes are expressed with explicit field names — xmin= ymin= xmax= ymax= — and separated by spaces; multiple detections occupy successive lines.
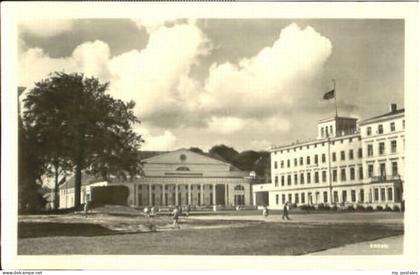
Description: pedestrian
xmin=84 ymin=200 xmax=90 ymax=217
xmin=150 ymin=206 xmax=156 ymax=217
xmin=186 ymin=204 xmax=191 ymax=217
xmin=262 ymin=205 xmax=269 ymax=217
xmin=172 ymin=206 xmax=180 ymax=229
xmin=282 ymin=202 xmax=291 ymax=220
xmin=144 ymin=207 xmax=150 ymax=218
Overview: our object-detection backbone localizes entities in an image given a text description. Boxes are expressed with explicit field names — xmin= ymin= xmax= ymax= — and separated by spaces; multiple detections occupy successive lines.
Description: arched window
xmin=176 ymin=166 xmax=190 ymax=171
xmin=234 ymin=185 xmax=245 ymax=191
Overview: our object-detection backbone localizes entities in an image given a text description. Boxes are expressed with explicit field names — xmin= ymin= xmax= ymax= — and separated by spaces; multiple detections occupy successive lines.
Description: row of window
xmin=366 ymin=120 xmax=404 ymax=136
xmin=367 ymin=162 xmax=399 ymax=178
xmin=273 ymin=161 xmax=399 ymax=187
xmin=275 ymin=187 xmax=401 ymax=205
xmin=366 ymin=140 xmax=398 ymax=157
xmin=274 ymin=148 xmax=363 ymax=169
xmin=274 ymin=137 xmax=361 ymax=154
xmin=274 ymin=140 xmax=400 ymax=169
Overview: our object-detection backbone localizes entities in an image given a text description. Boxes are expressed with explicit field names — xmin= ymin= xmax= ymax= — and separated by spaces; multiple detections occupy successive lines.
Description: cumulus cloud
xmin=18 ymin=21 xmax=333 ymax=149
xmin=200 ymin=23 xmax=332 ymax=119
xmin=207 ymin=116 xmax=246 ymax=134
xmin=19 ymin=19 xmax=74 ymax=37
xmin=19 ymin=40 xmax=111 ymax=88
xmin=251 ymin=140 xmax=272 ymax=150
xmin=139 ymin=128 xmax=178 ymax=151
xmin=107 ymin=22 xmax=211 ymax=126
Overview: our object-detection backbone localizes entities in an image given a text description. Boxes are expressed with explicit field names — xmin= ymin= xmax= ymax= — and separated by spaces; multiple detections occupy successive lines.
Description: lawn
xmin=18 ymin=210 xmax=403 ymax=255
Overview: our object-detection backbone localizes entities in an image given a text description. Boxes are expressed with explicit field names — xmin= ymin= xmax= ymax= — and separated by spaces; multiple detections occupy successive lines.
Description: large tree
xmin=23 ymin=72 xmax=143 ymax=208
xmin=18 ymin=119 xmax=47 ymax=212
xmin=209 ymin=144 xmax=239 ymax=163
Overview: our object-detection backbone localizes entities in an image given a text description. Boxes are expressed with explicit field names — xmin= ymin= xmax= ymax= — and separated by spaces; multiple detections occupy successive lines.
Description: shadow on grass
xmin=18 ymin=222 xmax=153 ymax=239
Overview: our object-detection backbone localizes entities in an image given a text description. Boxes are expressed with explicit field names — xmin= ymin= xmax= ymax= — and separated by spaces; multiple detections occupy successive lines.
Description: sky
xmin=18 ymin=19 xmax=404 ymax=152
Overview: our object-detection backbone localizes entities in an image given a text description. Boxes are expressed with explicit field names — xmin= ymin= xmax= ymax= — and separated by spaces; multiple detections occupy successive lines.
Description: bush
xmin=365 ymin=206 xmax=374 ymax=212
xmin=384 ymin=205 xmax=393 ymax=212
xmin=331 ymin=205 xmax=338 ymax=211
xmin=392 ymin=205 xmax=400 ymax=212
xmin=299 ymin=204 xmax=315 ymax=211
xmin=355 ymin=204 xmax=366 ymax=212
xmin=91 ymin=185 xmax=129 ymax=205
xmin=345 ymin=205 xmax=355 ymax=211
xmin=376 ymin=205 xmax=383 ymax=211
xmin=317 ymin=203 xmax=330 ymax=210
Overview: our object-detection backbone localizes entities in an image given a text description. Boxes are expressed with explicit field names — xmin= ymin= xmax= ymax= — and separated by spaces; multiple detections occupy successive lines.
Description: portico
xmin=126 ymin=149 xmax=252 ymax=207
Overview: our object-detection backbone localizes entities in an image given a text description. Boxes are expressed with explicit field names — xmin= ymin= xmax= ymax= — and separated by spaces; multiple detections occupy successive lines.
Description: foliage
xmin=317 ymin=203 xmax=330 ymax=210
xmin=384 ymin=205 xmax=393 ymax=212
xmin=376 ymin=206 xmax=383 ymax=211
xmin=18 ymin=119 xmax=47 ymax=212
xmin=392 ymin=205 xmax=401 ymax=212
xmin=189 ymin=147 xmax=204 ymax=154
xmin=299 ymin=204 xmax=315 ymax=211
xmin=345 ymin=205 xmax=355 ymax=212
xmin=355 ymin=204 xmax=366 ymax=212
xmin=23 ymin=72 xmax=143 ymax=208
xmin=231 ymin=150 xmax=271 ymax=178
xmin=209 ymin=144 xmax=239 ymax=163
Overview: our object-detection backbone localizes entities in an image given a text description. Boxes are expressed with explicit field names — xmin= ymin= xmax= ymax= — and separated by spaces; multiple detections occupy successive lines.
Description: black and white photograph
xmin=1 ymin=1 xmax=419 ymax=272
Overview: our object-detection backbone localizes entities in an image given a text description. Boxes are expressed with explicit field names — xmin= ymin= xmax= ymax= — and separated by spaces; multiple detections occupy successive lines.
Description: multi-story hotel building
xmin=253 ymin=104 xmax=404 ymax=210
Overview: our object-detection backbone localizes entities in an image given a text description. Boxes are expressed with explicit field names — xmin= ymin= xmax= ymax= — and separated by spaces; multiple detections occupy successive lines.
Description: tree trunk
xmin=74 ymin=164 xmax=82 ymax=209
xmin=54 ymin=166 xmax=59 ymax=210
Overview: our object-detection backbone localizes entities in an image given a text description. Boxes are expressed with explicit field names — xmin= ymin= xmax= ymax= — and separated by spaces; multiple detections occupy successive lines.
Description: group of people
xmin=262 ymin=201 xmax=291 ymax=220
xmin=142 ymin=205 xmax=192 ymax=229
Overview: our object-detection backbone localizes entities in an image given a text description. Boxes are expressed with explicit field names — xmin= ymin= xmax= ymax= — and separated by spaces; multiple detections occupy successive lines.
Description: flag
xmin=323 ymin=89 xmax=335 ymax=100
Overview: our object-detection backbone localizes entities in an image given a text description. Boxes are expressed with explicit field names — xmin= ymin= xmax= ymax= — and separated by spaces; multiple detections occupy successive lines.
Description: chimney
xmin=390 ymin=103 xmax=397 ymax=113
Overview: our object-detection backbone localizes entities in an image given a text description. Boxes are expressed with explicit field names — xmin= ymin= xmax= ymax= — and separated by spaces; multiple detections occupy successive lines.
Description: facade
xmin=253 ymin=105 xmax=404 ymax=210
xmin=59 ymin=149 xmax=253 ymax=208
xmin=59 ymin=174 xmax=107 ymax=209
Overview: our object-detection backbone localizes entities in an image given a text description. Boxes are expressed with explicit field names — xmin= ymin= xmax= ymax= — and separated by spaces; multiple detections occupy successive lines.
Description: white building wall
xmin=261 ymin=108 xmax=405 ymax=210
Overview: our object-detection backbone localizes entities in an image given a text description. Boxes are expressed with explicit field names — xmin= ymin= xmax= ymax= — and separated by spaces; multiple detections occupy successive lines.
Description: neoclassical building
xmin=59 ymin=149 xmax=253 ymax=208
xmin=253 ymin=104 xmax=405 ymax=210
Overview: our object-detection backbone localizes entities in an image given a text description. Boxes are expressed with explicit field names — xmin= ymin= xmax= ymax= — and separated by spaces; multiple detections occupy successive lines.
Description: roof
xmin=138 ymin=150 xmax=168 ymax=161
xmin=271 ymin=132 xmax=360 ymax=151
xmin=59 ymin=173 xmax=104 ymax=189
xmin=318 ymin=116 xmax=358 ymax=123
xmin=359 ymin=108 xmax=404 ymax=125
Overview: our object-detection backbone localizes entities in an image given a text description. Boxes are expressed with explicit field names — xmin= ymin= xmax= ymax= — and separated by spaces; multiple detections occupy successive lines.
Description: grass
xmin=18 ymin=220 xmax=403 ymax=255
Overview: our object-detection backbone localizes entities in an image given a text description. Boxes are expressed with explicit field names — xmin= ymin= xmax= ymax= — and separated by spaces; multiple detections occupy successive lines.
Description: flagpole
xmin=333 ymin=79 xmax=338 ymax=117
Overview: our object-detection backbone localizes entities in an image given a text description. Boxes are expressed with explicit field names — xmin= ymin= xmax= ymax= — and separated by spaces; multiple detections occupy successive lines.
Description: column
xmin=225 ymin=184 xmax=229 ymax=206
xmin=391 ymin=184 xmax=396 ymax=202
xmin=175 ymin=184 xmax=179 ymax=206
xmin=200 ymin=184 xmax=204 ymax=206
xmin=162 ymin=184 xmax=166 ymax=206
xmin=212 ymin=184 xmax=216 ymax=205
xmin=148 ymin=184 xmax=152 ymax=206
xmin=188 ymin=184 xmax=192 ymax=205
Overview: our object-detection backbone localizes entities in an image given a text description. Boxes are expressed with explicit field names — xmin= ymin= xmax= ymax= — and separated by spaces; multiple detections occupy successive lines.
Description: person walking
xmin=262 ymin=205 xmax=269 ymax=217
xmin=83 ymin=200 xmax=90 ymax=218
xmin=172 ymin=206 xmax=180 ymax=229
xmin=282 ymin=201 xmax=291 ymax=220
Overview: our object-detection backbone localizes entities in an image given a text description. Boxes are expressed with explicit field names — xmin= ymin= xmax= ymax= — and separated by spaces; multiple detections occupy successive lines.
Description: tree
xmin=189 ymin=147 xmax=204 ymax=154
xmin=231 ymin=150 xmax=271 ymax=179
xmin=18 ymin=119 xmax=47 ymax=212
xmin=23 ymin=72 xmax=143 ymax=208
xmin=209 ymin=144 xmax=239 ymax=162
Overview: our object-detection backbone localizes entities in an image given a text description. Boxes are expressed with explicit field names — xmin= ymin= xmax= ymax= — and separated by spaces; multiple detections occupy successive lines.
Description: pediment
xmin=142 ymin=148 xmax=229 ymax=166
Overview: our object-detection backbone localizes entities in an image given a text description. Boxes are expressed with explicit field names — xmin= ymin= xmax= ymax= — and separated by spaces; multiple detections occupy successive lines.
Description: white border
xmin=1 ymin=1 xmax=418 ymax=270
